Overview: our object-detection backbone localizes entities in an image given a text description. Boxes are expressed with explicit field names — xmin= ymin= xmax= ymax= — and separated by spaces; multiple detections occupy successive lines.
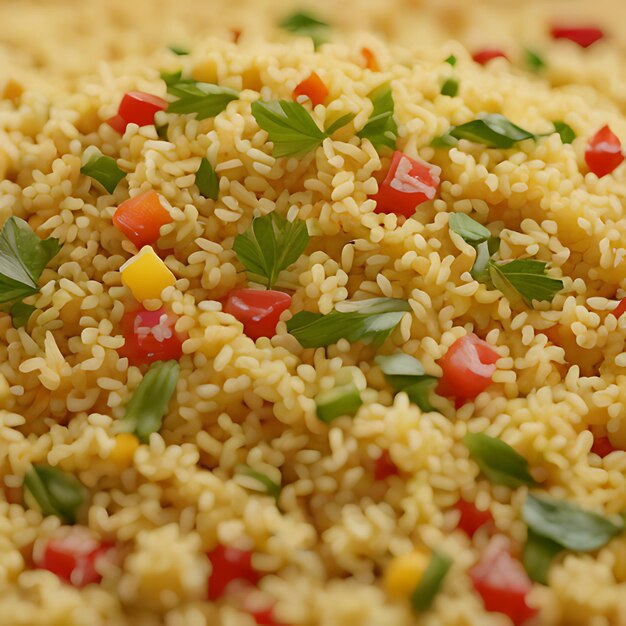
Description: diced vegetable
xmin=410 ymin=550 xmax=453 ymax=613
xmin=108 ymin=91 xmax=168 ymax=133
xmin=119 ymin=306 xmax=184 ymax=366
xmin=361 ymin=47 xmax=379 ymax=71
xmin=470 ymin=536 xmax=537 ymax=626
xmin=611 ymin=297 xmax=626 ymax=319
xmin=118 ymin=360 xmax=180 ymax=443
xmin=585 ymin=125 xmax=624 ymax=177
xmin=437 ymin=334 xmax=498 ymax=400
xmin=550 ymin=25 xmax=605 ymax=48
xmin=525 ymin=49 xmax=546 ymax=71
xmin=34 ymin=528 xmax=113 ymax=587
xmin=80 ymin=152 xmax=125 ymax=194
xmin=251 ymin=99 xmax=327 ymax=157
xmin=463 ymin=432 xmax=536 ymax=488
xmin=207 ymin=545 xmax=260 ymax=600
xmin=384 ymin=549 xmax=430 ymax=599
xmin=292 ymin=72 xmax=329 ymax=107
xmin=315 ymin=382 xmax=362 ymax=423
xmin=591 ymin=435 xmax=615 ymax=458
xmin=0 ymin=217 xmax=60 ymax=328
xmin=112 ymin=190 xmax=173 ymax=248
xmin=238 ymin=466 xmax=282 ymax=500
xmin=287 ymin=297 xmax=410 ymax=348
xmin=23 ymin=465 xmax=84 ymax=524
xmin=279 ymin=11 xmax=329 ymax=47
xmin=106 ymin=114 xmax=127 ymax=134
xmin=166 ymin=81 xmax=239 ymax=120
xmin=249 ymin=606 xmax=282 ymax=626
xmin=232 ymin=213 xmax=310 ymax=289
xmin=108 ymin=433 xmax=140 ymax=466
xmin=168 ymin=45 xmax=189 ymax=56
xmin=440 ymin=77 xmax=459 ymax=97
xmin=472 ymin=49 xmax=508 ymax=65
xmin=224 ymin=288 xmax=292 ymax=340
xmin=120 ymin=246 xmax=176 ymax=301
xmin=374 ymin=450 xmax=399 ymax=481
xmin=444 ymin=55 xmax=457 ymax=66
xmin=357 ymin=83 xmax=398 ymax=151
xmin=456 ymin=499 xmax=493 ymax=538
xmin=370 ymin=150 xmax=441 ymax=217
xmin=195 ymin=157 xmax=219 ymax=200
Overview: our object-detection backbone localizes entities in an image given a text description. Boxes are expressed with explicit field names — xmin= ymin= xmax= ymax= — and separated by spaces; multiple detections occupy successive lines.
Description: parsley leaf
xmin=357 ymin=83 xmax=398 ymax=151
xmin=24 ymin=465 xmax=84 ymax=524
xmin=287 ymin=297 xmax=410 ymax=348
xmin=444 ymin=55 xmax=457 ymax=66
xmin=195 ymin=157 xmax=219 ymax=200
xmin=232 ymin=213 xmax=309 ymax=289
xmin=0 ymin=217 xmax=60 ymax=327
xmin=324 ymin=112 xmax=356 ymax=135
xmin=279 ymin=11 xmax=329 ymax=47
xmin=525 ymin=48 xmax=546 ymax=71
xmin=11 ymin=302 xmax=36 ymax=328
xmin=441 ymin=77 xmax=459 ymax=97
xmin=80 ymin=152 xmax=126 ymax=195
xmin=168 ymin=45 xmax=190 ymax=56
xmin=167 ymin=81 xmax=239 ymax=120
xmin=553 ymin=121 xmax=576 ymax=144
xmin=448 ymin=213 xmax=491 ymax=245
xmin=251 ymin=100 xmax=327 ymax=157
xmin=410 ymin=550 xmax=453 ymax=612
xmin=449 ymin=114 xmax=535 ymax=148
xmin=523 ymin=529 xmax=563 ymax=585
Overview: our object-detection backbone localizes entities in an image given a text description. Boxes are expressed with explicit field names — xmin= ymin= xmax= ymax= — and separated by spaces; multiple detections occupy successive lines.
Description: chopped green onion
xmin=410 ymin=550 xmax=453 ymax=612
xmin=80 ymin=152 xmax=126 ymax=194
xmin=23 ymin=465 xmax=84 ymax=524
xmin=440 ymin=77 xmax=459 ymax=97
xmin=168 ymin=45 xmax=190 ymax=56
xmin=195 ymin=157 xmax=219 ymax=200
xmin=238 ymin=466 xmax=281 ymax=500
xmin=444 ymin=55 xmax=457 ymax=66
xmin=525 ymin=48 xmax=546 ymax=71
xmin=315 ymin=382 xmax=363 ymax=422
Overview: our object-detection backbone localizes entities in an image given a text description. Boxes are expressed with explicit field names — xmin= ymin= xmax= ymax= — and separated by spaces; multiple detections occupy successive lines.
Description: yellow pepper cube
xmin=383 ymin=550 xmax=430 ymax=598
xmin=120 ymin=246 xmax=175 ymax=302
xmin=109 ymin=433 xmax=140 ymax=466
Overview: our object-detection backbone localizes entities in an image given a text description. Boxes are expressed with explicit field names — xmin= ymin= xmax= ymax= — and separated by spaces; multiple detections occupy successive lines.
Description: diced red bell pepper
xmin=35 ymin=530 xmax=113 ymax=588
xmin=113 ymin=190 xmax=173 ymax=249
xmin=374 ymin=450 xmax=400 ymax=481
xmin=456 ymin=499 xmax=493 ymax=538
xmin=612 ymin=298 xmax=626 ymax=319
xmin=361 ymin=47 xmax=379 ymax=71
xmin=108 ymin=91 xmax=168 ymax=133
xmin=106 ymin=114 xmax=127 ymax=134
xmin=591 ymin=435 xmax=615 ymax=458
xmin=585 ymin=125 xmax=624 ymax=178
xmin=292 ymin=72 xmax=329 ymax=107
xmin=248 ymin=604 xmax=282 ymax=626
xmin=437 ymin=333 xmax=499 ymax=400
xmin=224 ymin=289 xmax=291 ymax=341
xmin=472 ymin=49 xmax=508 ymax=65
xmin=470 ymin=536 xmax=537 ymax=626
xmin=550 ymin=25 xmax=605 ymax=48
xmin=207 ymin=545 xmax=260 ymax=600
xmin=371 ymin=151 xmax=441 ymax=218
xmin=119 ymin=306 xmax=184 ymax=366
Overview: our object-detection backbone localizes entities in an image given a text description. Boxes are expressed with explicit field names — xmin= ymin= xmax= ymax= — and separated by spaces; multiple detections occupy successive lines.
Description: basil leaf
xmin=316 ymin=382 xmax=363 ymax=422
xmin=441 ymin=77 xmax=459 ymax=97
xmin=463 ymin=432 xmax=536 ymax=488
xmin=444 ymin=55 xmax=457 ymax=66
xmin=119 ymin=360 xmax=180 ymax=443
xmin=553 ymin=121 xmax=576 ymax=144
xmin=251 ymin=100 xmax=327 ymax=157
xmin=410 ymin=550 xmax=453 ymax=612
xmin=431 ymin=133 xmax=457 ymax=148
xmin=167 ymin=82 xmax=239 ymax=120
xmin=238 ymin=466 xmax=281 ymax=500
xmin=232 ymin=213 xmax=309 ymax=289
xmin=525 ymin=48 xmax=546 ymax=71
xmin=403 ymin=378 xmax=439 ymax=412
xmin=80 ymin=153 xmax=126 ymax=194
xmin=324 ymin=112 xmax=356 ymax=135
xmin=487 ymin=259 xmax=563 ymax=306
xmin=168 ymin=45 xmax=189 ymax=56
xmin=195 ymin=157 xmax=219 ymax=200
xmin=449 ymin=213 xmax=491 ymax=246
xmin=23 ymin=465 xmax=84 ymax=524
xmin=10 ymin=301 xmax=36 ymax=328
xmin=449 ymin=114 xmax=535 ymax=148
xmin=523 ymin=494 xmax=624 ymax=552
xmin=357 ymin=83 xmax=398 ymax=151
xmin=523 ymin=529 xmax=563 ymax=585
xmin=287 ymin=298 xmax=410 ymax=348
xmin=279 ymin=11 xmax=329 ymax=47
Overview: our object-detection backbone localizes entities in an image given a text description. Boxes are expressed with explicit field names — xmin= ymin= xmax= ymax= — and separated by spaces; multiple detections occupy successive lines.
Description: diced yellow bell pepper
xmin=383 ymin=549 xmax=430 ymax=598
xmin=109 ymin=433 xmax=140 ymax=466
xmin=120 ymin=246 xmax=175 ymax=302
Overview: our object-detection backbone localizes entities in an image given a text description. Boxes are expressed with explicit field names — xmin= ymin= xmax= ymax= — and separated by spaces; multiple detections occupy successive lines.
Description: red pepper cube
xmin=373 ymin=450 xmax=400 ymax=481
xmin=106 ymin=114 xmax=127 ymax=134
xmin=550 ymin=25 xmax=605 ymax=48
xmin=292 ymin=72 xmax=329 ymax=107
xmin=455 ymin=499 xmax=493 ymax=538
xmin=119 ymin=306 xmax=184 ymax=366
xmin=612 ymin=297 xmax=626 ymax=319
xmin=207 ymin=545 xmax=260 ymax=600
xmin=437 ymin=333 xmax=499 ymax=400
xmin=591 ymin=435 xmax=615 ymax=458
xmin=371 ymin=151 xmax=441 ymax=218
xmin=113 ymin=190 xmax=173 ymax=248
xmin=585 ymin=125 xmax=624 ymax=178
xmin=472 ymin=49 xmax=508 ymax=65
xmin=35 ymin=530 xmax=113 ymax=588
xmin=117 ymin=91 xmax=168 ymax=129
xmin=224 ymin=289 xmax=292 ymax=341
xmin=361 ymin=47 xmax=379 ymax=71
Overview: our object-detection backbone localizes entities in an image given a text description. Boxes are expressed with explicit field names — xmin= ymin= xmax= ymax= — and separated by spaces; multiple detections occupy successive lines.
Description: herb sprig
xmin=411 ymin=550 xmax=453 ymax=612
xmin=81 ymin=152 xmax=126 ymax=194
xmin=165 ymin=74 xmax=239 ymax=120
xmin=195 ymin=157 xmax=219 ymax=200
xmin=357 ymin=83 xmax=398 ymax=151
xmin=279 ymin=11 xmax=330 ymax=47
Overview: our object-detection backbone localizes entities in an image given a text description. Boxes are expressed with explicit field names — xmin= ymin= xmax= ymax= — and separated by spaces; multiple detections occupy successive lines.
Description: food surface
xmin=2 ymin=1 xmax=626 ymax=625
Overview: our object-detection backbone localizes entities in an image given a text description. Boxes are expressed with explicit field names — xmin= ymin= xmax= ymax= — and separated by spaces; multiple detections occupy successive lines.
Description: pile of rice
xmin=1 ymin=1 xmax=626 ymax=625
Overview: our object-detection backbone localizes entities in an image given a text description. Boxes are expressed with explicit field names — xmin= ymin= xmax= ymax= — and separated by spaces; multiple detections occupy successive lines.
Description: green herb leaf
xmin=0 ymin=217 xmax=60 ymax=326
xmin=523 ymin=529 xmax=563 ymax=585
xmin=251 ymin=100 xmax=327 ymax=157
xmin=119 ymin=360 xmax=180 ymax=443
xmin=470 ymin=240 xmax=492 ymax=280
xmin=167 ymin=82 xmax=239 ymax=120
xmin=444 ymin=55 xmax=457 ymax=66
xmin=232 ymin=213 xmax=309 ymax=289
xmin=10 ymin=301 xmax=36 ymax=328
xmin=553 ymin=121 xmax=576 ymax=144
xmin=523 ymin=494 xmax=624 ymax=552
xmin=431 ymin=133 xmax=457 ymax=148
xmin=487 ymin=259 xmax=563 ymax=306
xmin=449 ymin=114 xmax=535 ymax=148
xmin=238 ymin=466 xmax=281 ymax=500
xmin=449 ymin=213 xmax=491 ymax=246
xmin=324 ymin=112 xmax=356 ymax=135
xmin=316 ymin=382 xmax=363 ymax=422
xmin=80 ymin=153 xmax=126 ymax=194
xmin=168 ymin=45 xmax=190 ymax=56
xmin=441 ymin=77 xmax=459 ymax=97
xmin=463 ymin=432 xmax=536 ymax=488
xmin=195 ymin=157 xmax=219 ymax=200
xmin=525 ymin=48 xmax=546 ymax=71
xmin=287 ymin=298 xmax=410 ymax=348
xmin=23 ymin=465 xmax=84 ymax=523
xmin=357 ymin=83 xmax=398 ymax=151
xmin=279 ymin=11 xmax=329 ymax=47
xmin=161 ymin=70 xmax=196 ymax=92
xmin=155 ymin=122 xmax=169 ymax=140
xmin=410 ymin=550 xmax=453 ymax=612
